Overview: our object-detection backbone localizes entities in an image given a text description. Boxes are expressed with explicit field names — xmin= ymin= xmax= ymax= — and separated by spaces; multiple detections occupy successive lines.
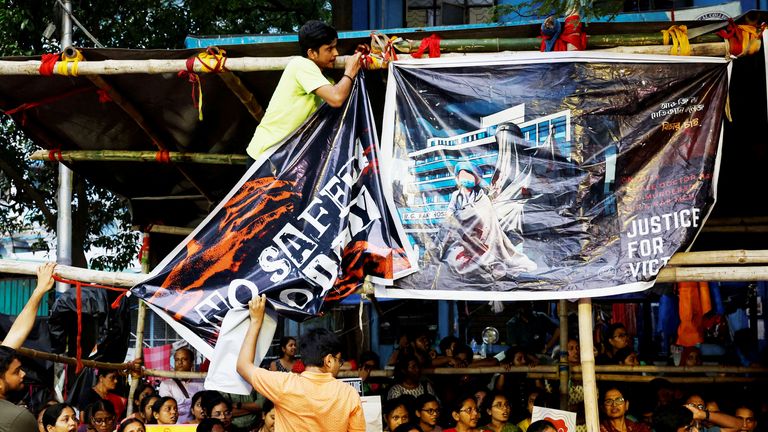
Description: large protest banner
xmin=376 ymin=52 xmax=730 ymax=300
xmin=131 ymin=76 xmax=414 ymax=392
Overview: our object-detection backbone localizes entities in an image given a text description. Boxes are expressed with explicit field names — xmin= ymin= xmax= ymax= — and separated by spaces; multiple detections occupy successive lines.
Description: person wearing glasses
xmin=600 ymin=385 xmax=650 ymax=432
xmin=597 ymin=324 xmax=631 ymax=365
xmin=85 ymin=400 xmax=117 ymax=432
xmin=444 ymin=394 xmax=489 ymax=432
xmin=479 ymin=392 xmax=518 ymax=432
xmin=682 ymin=394 xmax=741 ymax=432
xmin=415 ymin=394 xmax=443 ymax=432
xmin=237 ymin=295 xmax=365 ymax=431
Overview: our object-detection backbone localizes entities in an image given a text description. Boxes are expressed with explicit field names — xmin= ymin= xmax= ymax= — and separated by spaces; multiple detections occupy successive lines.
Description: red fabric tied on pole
xmin=39 ymin=53 xmax=60 ymax=76
xmin=155 ymin=150 xmax=171 ymax=164
xmin=412 ymin=34 xmax=441 ymax=58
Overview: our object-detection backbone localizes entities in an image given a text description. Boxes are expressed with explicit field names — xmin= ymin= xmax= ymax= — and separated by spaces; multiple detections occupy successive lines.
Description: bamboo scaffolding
xmin=706 ymin=216 xmax=768 ymax=226
xmin=30 ymin=149 xmax=249 ymax=165
xmin=666 ymin=249 xmax=768 ymax=265
xmin=15 ymin=347 xmax=140 ymax=373
xmin=394 ymin=33 xmax=724 ymax=53
xmin=579 ymin=299 xmax=599 ymax=432
xmin=0 ymin=40 xmax=732 ymax=77
xmin=126 ymin=298 xmax=146 ymax=416
xmin=218 ymin=71 xmax=265 ymax=121
xmin=702 ymin=225 xmax=768 ymax=233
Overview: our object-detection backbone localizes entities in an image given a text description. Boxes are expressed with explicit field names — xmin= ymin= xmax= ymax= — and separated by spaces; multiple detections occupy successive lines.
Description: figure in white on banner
xmin=439 ymin=122 xmax=538 ymax=280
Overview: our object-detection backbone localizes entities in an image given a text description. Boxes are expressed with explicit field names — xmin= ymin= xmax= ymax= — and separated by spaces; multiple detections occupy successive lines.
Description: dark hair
xmin=449 ymin=394 xmax=476 ymax=415
xmin=299 ymin=328 xmax=342 ymax=367
xmin=359 ymin=350 xmax=380 ymax=368
xmin=606 ymin=323 xmax=627 ymax=340
xmin=262 ymin=399 xmax=275 ymax=415
xmin=86 ymin=399 xmax=116 ymax=424
xmin=438 ymin=336 xmax=459 ymax=355
xmin=0 ymin=346 xmax=19 ymax=376
xmin=190 ymin=390 xmax=215 ymax=419
xmin=132 ymin=380 xmax=155 ymax=410
xmin=202 ymin=393 xmax=231 ymax=417
xmin=613 ymin=347 xmax=636 ymax=364
xmin=653 ymin=406 xmax=693 ymax=432
xmin=528 ymin=420 xmax=557 ymax=432
xmin=385 ymin=395 xmax=415 ymax=417
xmin=298 ymin=21 xmax=338 ymax=57
xmin=415 ymin=393 xmax=439 ymax=411
xmin=151 ymin=396 xmax=177 ymax=419
xmin=279 ymin=336 xmax=296 ymax=350
xmin=42 ymin=403 xmax=76 ymax=429
xmin=480 ymin=391 xmax=508 ymax=415
xmin=601 ymin=383 xmax=629 ymax=403
xmin=393 ymin=353 xmax=420 ymax=384
xmin=197 ymin=418 xmax=224 ymax=432
xmin=393 ymin=423 xmax=424 ymax=432
xmin=117 ymin=418 xmax=146 ymax=432
xmin=140 ymin=394 xmax=160 ymax=420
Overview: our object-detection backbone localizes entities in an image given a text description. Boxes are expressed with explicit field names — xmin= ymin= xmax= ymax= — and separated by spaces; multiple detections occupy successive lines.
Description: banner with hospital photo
xmin=377 ymin=52 xmax=730 ymax=300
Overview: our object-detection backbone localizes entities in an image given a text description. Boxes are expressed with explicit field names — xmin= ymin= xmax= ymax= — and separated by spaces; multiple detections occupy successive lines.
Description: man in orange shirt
xmin=237 ymin=295 xmax=365 ymax=432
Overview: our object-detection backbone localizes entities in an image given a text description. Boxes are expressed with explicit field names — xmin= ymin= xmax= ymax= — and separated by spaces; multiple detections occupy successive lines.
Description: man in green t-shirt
xmin=246 ymin=20 xmax=363 ymax=160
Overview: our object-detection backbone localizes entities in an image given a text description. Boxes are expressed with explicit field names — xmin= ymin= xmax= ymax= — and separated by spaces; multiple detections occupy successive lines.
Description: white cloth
xmin=204 ymin=307 xmax=277 ymax=395
xmin=158 ymin=378 xmax=205 ymax=423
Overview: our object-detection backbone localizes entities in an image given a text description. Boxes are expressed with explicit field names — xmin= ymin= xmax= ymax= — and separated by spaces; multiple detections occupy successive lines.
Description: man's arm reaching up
xmin=237 ymin=294 xmax=267 ymax=381
xmin=1 ymin=262 xmax=56 ymax=349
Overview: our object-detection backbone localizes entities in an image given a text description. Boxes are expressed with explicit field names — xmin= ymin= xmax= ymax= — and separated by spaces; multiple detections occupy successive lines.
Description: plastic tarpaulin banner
xmin=376 ymin=52 xmax=730 ymax=300
xmin=131 ymin=75 xmax=414 ymax=389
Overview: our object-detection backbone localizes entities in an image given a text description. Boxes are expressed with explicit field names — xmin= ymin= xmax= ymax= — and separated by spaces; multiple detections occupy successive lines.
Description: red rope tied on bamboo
xmin=155 ymin=150 xmax=171 ymax=163
xmin=177 ymin=48 xmax=227 ymax=121
xmin=39 ymin=53 xmax=60 ymax=76
xmin=52 ymin=275 xmax=129 ymax=373
xmin=717 ymin=19 xmax=765 ymax=57
xmin=412 ymin=34 xmax=441 ymax=58
xmin=177 ymin=68 xmax=203 ymax=121
xmin=48 ymin=150 xmax=63 ymax=161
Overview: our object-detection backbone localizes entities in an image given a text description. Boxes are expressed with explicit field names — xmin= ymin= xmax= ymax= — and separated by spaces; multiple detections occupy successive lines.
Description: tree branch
xmin=0 ymin=156 xmax=56 ymax=227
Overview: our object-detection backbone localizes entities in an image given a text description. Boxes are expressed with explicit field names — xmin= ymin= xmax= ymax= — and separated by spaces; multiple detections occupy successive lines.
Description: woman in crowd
xmin=256 ymin=399 xmax=276 ymax=432
xmin=269 ymin=336 xmax=303 ymax=373
xmin=117 ymin=418 xmax=146 ymax=432
xmin=444 ymin=394 xmax=488 ymax=432
xmin=151 ymin=396 xmax=179 ymax=425
xmin=614 ymin=348 xmax=640 ymax=366
xmin=480 ymin=392 xmax=518 ymax=432
xmin=387 ymin=353 xmax=436 ymax=400
xmin=599 ymin=385 xmax=650 ymax=432
xmin=85 ymin=400 xmax=117 ymax=432
xmin=130 ymin=381 xmax=155 ymax=422
xmin=141 ymin=395 xmax=160 ymax=424
xmin=597 ymin=324 xmax=630 ymax=365
xmin=385 ymin=395 xmax=414 ymax=431
xmin=41 ymin=403 xmax=78 ymax=432
xmin=77 ymin=370 xmax=121 ymax=413
xmin=188 ymin=390 xmax=213 ymax=424
xmin=203 ymin=393 xmax=239 ymax=432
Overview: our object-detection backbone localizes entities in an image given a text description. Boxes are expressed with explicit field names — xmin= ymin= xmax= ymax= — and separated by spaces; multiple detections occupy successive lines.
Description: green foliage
xmin=0 ymin=0 xmax=327 ymax=270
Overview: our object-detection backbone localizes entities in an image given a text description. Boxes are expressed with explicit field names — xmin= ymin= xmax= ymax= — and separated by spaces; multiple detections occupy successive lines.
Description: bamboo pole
xmin=656 ymin=266 xmax=768 ymax=282
xmin=16 ymin=347 xmax=140 ymax=373
xmin=559 ymin=299 xmax=569 ymax=410
xmin=666 ymin=250 xmax=768 ymax=266
xmin=218 ymin=71 xmax=265 ymax=122
xmin=126 ymin=300 xmax=146 ymax=416
xmin=579 ymin=299 xmax=599 ymax=432
xmin=0 ymin=40 xmax=733 ymax=77
xmin=0 ymin=259 xmax=144 ymax=287
xmin=30 ymin=149 xmax=249 ymax=165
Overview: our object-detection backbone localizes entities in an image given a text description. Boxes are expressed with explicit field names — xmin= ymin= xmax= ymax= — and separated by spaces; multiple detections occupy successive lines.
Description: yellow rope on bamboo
xmin=662 ymin=25 xmax=691 ymax=56
xmin=56 ymin=49 xmax=85 ymax=76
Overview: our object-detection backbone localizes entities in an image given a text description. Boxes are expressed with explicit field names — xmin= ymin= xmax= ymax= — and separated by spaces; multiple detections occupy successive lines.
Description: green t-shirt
xmin=246 ymin=56 xmax=331 ymax=160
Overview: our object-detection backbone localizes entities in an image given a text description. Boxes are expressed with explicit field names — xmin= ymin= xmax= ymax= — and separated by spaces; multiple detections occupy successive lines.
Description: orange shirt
xmin=247 ymin=368 xmax=366 ymax=432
